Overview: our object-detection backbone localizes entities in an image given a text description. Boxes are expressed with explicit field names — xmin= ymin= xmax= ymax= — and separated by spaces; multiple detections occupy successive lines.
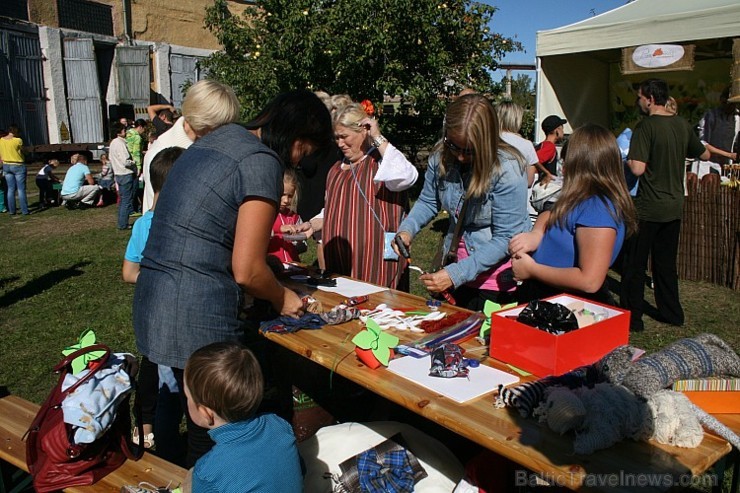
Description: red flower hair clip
xmin=360 ymin=99 xmax=375 ymax=116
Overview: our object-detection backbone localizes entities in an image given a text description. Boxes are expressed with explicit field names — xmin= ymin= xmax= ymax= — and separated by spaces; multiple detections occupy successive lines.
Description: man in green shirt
xmin=126 ymin=119 xmax=147 ymax=173
xmin=620 ymin=78 xmax=709 ymax=332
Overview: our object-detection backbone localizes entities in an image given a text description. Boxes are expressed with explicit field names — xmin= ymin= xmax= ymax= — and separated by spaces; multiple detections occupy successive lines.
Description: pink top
xmin=456 ymin=239 xmax=516 ymax=292
xmin=268 ymin=211 xmax=302 ymax=262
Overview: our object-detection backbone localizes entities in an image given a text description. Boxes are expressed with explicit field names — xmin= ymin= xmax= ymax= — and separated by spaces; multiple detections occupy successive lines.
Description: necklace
xmin=342 ymin=147 xmax=376 ymax=169
xmin=342 ymin=154 xmax=368 ymax=170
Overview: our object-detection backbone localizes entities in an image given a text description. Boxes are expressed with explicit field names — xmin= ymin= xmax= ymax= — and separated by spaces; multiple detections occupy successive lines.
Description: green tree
xmin=509 ymin=74 xmax=535 ymax=110
xmin=202 ymin=0 xmax=521 ymax=145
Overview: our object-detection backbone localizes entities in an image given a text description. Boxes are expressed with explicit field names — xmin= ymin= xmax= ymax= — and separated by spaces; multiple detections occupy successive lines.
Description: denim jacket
xmin=133 ymin=124 xmax=283 ymax=369
xmin=398 ymin=150 xmax=530 ymax=288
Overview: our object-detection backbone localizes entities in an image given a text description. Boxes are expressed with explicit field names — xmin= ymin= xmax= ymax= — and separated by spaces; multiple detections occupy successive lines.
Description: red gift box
xmin=489 ymin=294 xmax=630 ymax=377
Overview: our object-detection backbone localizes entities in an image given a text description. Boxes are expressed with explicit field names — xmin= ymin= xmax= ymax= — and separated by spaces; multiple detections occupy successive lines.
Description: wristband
xmin=372 ymin=135 xmax=388 ymax=148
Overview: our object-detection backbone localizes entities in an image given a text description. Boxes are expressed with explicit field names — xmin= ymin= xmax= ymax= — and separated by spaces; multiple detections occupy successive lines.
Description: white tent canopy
xmin=534 ymin=0 xmax=740 ymax=141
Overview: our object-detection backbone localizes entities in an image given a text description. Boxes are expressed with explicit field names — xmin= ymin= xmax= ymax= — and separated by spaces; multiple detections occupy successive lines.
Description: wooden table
xmin=264 ymin=277 xmax=735 ymax=492
xmin=0 ymin=394 xmax=187 ymax=492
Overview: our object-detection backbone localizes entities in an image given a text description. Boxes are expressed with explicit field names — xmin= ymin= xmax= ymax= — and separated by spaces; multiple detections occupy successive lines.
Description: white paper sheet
xmin=387 ymin=355 xmax=520 ymax=404
xmin=316 ymin=277 xmax=388 ymax=297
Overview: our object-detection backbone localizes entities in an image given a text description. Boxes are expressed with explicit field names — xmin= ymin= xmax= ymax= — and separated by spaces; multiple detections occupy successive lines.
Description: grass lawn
xmin=1 ymin=190 xmax=739 ymax=405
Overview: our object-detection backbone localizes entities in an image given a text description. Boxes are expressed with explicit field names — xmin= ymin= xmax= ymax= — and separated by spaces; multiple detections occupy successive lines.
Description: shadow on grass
xmin=0 ymin=275 xmax=20 ymax=289
xmin=0 ymin=261 xmax=91 ymax=309
xmin=607 ymin=273 xmax=664 ymax=321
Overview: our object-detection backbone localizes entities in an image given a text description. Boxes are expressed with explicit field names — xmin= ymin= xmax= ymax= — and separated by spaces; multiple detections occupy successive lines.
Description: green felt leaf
xmin=351 ymin=318 xmax=399 ymax=367
xmin=351 ymin=319 xmax=381 ymax=349
xmin=373 ymin=331 xmax=400 ymax=366
xmin=480 ymin=300 xmax=517 ymax=339
xmin=62 ymin=329 xmax=106 ymax=374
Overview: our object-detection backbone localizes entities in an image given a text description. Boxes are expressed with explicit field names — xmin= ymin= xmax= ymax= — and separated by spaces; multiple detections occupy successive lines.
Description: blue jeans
xmin=115 ymin=174 xmax=135 ymax=229
xmin=0 ymin=176 xmax=6 ymax=211
xmin=3 ymin=164 xmax=29 ymax=215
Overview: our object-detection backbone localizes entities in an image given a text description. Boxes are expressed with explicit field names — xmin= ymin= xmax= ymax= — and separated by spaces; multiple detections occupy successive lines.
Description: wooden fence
xmin=679 ymin=180 xmax=740 ymax=290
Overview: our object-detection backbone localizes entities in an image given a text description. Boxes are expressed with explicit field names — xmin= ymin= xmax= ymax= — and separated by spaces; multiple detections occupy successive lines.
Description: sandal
xmin=120 ymin=481 xmax=179 ymax=493
xmin=132 ymin=427 xmax=155 ymax=449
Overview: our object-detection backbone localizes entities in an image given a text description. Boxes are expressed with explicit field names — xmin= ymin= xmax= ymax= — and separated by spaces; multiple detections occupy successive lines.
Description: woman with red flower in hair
xmin=359 ymin=99 xmax=375 ymax=116
xmin=318 ymin=102 xmax=418 ymax=289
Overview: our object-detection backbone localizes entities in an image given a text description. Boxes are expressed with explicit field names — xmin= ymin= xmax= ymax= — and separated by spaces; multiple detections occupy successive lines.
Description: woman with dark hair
xmin=509 ymin=123 xmax=637 ymax=304
xmin=244 ymin=89 xmax=333 ymax=168
xmin=133 ymin=87 xmax=333 ymax=465
xmin=395 ymin=94 xmax=530 ymax=309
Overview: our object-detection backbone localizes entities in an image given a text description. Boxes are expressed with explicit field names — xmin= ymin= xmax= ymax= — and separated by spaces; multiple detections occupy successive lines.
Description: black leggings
xmin=36 ymin=178 xmax=54 ymax=205
xmin=137 ymin=356 xmax=159 ymax=426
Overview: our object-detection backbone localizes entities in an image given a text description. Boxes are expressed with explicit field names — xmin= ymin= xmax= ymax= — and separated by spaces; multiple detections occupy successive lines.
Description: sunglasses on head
xmin=444 ymin=136 xmax=474 ymax=156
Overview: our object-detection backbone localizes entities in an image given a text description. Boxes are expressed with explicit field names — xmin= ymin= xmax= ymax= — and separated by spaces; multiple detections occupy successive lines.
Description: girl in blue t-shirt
xmin=509 ymin=124 xmax=637 ymax=304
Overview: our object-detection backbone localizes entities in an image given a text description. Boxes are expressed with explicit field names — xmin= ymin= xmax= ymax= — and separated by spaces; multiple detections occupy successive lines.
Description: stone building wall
xmin=26 ymin=0 xmax=248 ymax=50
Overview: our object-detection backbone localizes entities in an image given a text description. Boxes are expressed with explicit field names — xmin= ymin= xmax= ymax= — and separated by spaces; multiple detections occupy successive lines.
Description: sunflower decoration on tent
xmin=352 ymin=318 xmax=399 ymax=369
xmin=62 ymin=328 xmax=107 ymax=374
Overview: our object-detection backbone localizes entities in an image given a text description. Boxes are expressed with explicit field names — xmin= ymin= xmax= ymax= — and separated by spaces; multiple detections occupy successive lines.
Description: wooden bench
xmin=0 ymin=394 xmax=187 ymax=492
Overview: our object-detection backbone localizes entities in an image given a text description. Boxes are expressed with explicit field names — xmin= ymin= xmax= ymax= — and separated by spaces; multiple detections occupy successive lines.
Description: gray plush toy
xmin=532 ymin=384 xmax=706 ymax=454
xmin=606 ymin=333 xmax=740 ymax=398
xmin=496 ymin=334 xmax=740 ymax=454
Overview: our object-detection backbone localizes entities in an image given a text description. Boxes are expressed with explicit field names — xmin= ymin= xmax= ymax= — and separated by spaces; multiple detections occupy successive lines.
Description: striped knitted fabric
xmin=494 ymin=367 xmax=592 ymax=417
xmin=621 ymin=333 xmax=740 ymax=398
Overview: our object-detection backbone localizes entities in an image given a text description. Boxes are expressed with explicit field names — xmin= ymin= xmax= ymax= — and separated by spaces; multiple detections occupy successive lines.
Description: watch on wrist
xmin=372 ymin=135 xmax=388 ymax=148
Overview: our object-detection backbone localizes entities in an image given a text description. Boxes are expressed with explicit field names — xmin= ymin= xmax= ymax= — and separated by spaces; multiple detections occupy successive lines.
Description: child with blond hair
xmin=267 ymin=168 xmax=312 ymax=262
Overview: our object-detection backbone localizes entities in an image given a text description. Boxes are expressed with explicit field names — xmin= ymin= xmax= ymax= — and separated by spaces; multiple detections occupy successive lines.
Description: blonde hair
xmin=283 ymin=167 xmax=300 ymax=212
xmin=182 ymin=80 xmax=241 ymax=135
xmin=330 ymin=94 xmax=353 ymax=115
xmin=548 ymin=124 xmax=637 ymax=235
xmin=184 ymin=342 xmax=263 ymax=423
xmin=314 ymin=91 xmax=332 ymax=111
xmin=437 ymin=94 xmax=524 ymax=198
xmin=496 ymin=101 xmax=524 ymax=134
xmin=665 ymin=97 xmax=678 ymax=115
xmin=333 ymin=103 xmax=368 ymax=131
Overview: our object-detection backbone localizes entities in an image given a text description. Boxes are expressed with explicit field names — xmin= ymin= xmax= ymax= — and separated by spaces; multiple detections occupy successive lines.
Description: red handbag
xmin=25 ymin=344 xmax=144 ymax=492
